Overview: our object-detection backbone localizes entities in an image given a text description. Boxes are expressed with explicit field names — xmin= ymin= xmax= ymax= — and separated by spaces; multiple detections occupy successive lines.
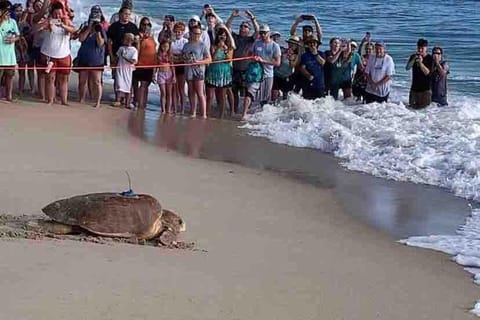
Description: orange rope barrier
xmin=2 ymin=56 xmax=257 ymax=71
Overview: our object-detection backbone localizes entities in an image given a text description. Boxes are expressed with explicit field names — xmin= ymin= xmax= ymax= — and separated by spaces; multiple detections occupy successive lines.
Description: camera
xmin=300 ymin=14 xmax=313 ymax=20
xmin=93 ymin=23 xmax=102 ymax=33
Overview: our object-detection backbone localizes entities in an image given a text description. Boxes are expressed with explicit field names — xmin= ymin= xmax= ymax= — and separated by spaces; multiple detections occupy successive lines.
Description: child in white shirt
xmin=114 ymin=33 xmax=138 ymax=108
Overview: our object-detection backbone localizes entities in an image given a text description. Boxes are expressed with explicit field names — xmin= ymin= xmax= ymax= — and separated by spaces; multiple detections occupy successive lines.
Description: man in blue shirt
xmin=299 ymin=36 xmax=326 ymax=100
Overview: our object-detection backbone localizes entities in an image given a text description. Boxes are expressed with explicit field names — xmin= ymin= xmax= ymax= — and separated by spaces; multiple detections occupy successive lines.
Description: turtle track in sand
xmin=0 ymin=213 xmax=200 ymax=251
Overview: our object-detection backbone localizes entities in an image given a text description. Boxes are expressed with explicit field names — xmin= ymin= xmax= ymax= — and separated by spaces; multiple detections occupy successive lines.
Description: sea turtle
xmin=39 ymin=193 xmax=186 ymax=245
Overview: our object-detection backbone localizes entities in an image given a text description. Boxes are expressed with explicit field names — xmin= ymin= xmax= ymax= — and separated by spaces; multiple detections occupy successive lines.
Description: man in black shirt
xmin=107 ymin=7 xmax=139 ymax=104
xmin=406 ymin=38 xmax=433 ymax=109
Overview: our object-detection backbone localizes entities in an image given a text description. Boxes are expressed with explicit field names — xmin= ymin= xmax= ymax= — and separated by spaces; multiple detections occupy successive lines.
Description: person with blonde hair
xmin=114 ymin=33 xmax=138 ymax=109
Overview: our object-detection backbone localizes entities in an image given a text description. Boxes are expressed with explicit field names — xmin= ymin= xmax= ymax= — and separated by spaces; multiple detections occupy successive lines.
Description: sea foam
xmin=242 ymin=92 xmax=480 ymax=315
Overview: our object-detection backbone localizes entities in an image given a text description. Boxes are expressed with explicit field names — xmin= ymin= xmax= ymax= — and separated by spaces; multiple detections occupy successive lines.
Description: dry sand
xmin=0 ymin=98 xmax=478 ymax=320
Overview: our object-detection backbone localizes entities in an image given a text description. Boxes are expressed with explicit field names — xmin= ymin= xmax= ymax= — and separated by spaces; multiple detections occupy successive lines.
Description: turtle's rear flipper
xmin=26 ymin=220 xmax=77 ymax=235
xmin=158 ymin=229 xmax=177 ymax=246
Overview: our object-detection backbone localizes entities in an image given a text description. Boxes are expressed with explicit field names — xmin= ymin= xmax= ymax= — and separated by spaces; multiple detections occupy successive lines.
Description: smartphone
xmin=301 ymin=14 xmax=314 ymax=20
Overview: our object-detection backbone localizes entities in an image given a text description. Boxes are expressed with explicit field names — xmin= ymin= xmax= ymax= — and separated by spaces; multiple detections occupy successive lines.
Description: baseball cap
xmin=350 ymin=41 xmax=358 ymax=48
xmin=190 ymin=15 xmax=201 ymax=22
xmin=375 ymin=40 xmax=386 ymax=47
xmin=271 ymin=31 xmax=281 ymax=37
xmin=259 ymin=24 xmax=270 ymax=32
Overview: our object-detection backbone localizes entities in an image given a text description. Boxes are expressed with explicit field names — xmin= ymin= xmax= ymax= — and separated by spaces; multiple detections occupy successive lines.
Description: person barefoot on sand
xmin=182 ymin=24 xmax=211 ymax=119
xmin=33 ymin=2 xmax=75 ymax=105
xmin=0 ymin=0 xmax=20 ymax=103
xmin=115 ymin=33 xmax=138 ymax=109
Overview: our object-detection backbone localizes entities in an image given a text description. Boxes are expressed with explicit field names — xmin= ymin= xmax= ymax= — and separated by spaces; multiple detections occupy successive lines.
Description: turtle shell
xmin=42 ymin=193 xmax=163 ymax=239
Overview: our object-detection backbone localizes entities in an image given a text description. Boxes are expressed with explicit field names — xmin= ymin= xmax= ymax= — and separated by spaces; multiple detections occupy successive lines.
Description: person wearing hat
xmin=184 ymin=14 xmax=210 ymax=51
xmin=299 ymin=35 xmax=326 ymax=100
xmin=272 ymin=35 xmax=300 ymax=101
xmin=364 ymin=40 xmax=395 ymax=104
xmin=109 ymin=0 xmax=141 ymax=25
xmin=226 ymin=8 xmax=259 ymax=113
xmin=406 ymin=38 xmax=433 ymax=109
xmin=242 ymin=23 xmax=281 ymax=120
xmin=0 ymin=0 xmax=19 ymax=102
xmin=270 ymin=31 xmax=281 ymax=42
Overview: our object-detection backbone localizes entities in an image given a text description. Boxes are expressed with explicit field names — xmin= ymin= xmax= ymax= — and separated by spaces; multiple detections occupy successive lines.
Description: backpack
xmin=245 ymin=61 xmax=264 ymax=83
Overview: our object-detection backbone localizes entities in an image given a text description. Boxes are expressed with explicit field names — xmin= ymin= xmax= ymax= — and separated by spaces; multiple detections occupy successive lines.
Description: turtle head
xmin=161 ymin=209 xmax=186 ymax=233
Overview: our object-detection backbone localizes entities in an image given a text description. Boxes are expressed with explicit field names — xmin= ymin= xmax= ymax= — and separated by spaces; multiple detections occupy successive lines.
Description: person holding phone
xmin=289 ymin=14 xmax=322 ymax=45
xmin=226 ymin=8 xmax=259 ymax=113
xmin=430 ymin=46 xmax=449 ymax=106
xmin=33 ymin=1 xmax=75 ymax=105
xmin=76 ymin=7 xmax=107 ymax=108
xmin=406 ymin=38 xmax=433 ymax=109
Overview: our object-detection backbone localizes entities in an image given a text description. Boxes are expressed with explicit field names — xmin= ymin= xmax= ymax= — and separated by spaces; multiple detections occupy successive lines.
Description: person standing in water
xmin=406 ymin=38 xmax=433 ymax=109
xmin=430 ymin=46 xmax=449 ymax=106
xmin=364 ymin=41 xmax=395 ymax=103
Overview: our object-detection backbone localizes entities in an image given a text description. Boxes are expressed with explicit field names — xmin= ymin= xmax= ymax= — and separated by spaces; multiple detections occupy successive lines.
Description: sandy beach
xmin=0 ymin=95 xmax=478 ymax=319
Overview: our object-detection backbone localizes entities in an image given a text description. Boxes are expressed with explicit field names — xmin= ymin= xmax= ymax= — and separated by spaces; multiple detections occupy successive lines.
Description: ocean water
xmin=68 ymin=0 xmax=480 ymax=315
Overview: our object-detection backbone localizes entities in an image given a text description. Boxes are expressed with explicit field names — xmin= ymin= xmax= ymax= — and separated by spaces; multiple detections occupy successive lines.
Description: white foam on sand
xmin=399 ymin=208 xmax=480 ymax=316
xmin=242 ymin=92 xmax=480 ymax=315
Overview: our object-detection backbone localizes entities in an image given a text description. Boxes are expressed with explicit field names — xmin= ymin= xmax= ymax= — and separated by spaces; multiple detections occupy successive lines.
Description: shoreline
xmin=0 ymin=94 xmax=479 ymax=319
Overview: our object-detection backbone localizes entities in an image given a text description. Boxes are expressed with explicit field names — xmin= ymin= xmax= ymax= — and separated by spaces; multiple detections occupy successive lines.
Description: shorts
xmin=246 ymin=77 xmax=274 ymax=103
xmin=0 ymin=67 xmax=15 ymax=78
xmin=365 ymin=91 xmax=389 ymax=104
xmin=157 ymin=69 xmax=176 ymax=85
xmin=232 ymin=70 xmax=246 ymax=90
xmin=174 ymin=65 xmax=184 ymax=76
xmin=39 ymin=53 xmax=72 ymax=75
xmin=133 ymin=68 xmax=154 ymax=82
xmin=76 ymin=60 xmax=104 ymax=72
xmin=409 ymin=90 xmax=432 ymax=109
xmin=272 ymin=75 xmax=294 ymax=94
xmin=329 ymin=80 xmax=352 ymax=100
xmin=27 ymin=46 xmax=41 ymax=64
xmin=303 ymin=85 xmax=325 ymax=100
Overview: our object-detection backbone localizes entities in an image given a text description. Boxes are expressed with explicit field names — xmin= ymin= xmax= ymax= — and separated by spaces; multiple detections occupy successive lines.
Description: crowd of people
xmin=0 ymin=0 xmax=450 ymax=120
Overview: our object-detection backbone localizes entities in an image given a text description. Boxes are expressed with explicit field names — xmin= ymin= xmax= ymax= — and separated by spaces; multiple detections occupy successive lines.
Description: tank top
xmin=137 ymin=35 xmax=156 ymax=66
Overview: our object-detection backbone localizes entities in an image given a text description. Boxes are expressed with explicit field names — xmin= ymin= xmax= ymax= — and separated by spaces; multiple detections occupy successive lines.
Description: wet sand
xmin=128 ymin=106 xmax=473 ymax=239
xmin=0 ymin=97 xmax=478 ymax=320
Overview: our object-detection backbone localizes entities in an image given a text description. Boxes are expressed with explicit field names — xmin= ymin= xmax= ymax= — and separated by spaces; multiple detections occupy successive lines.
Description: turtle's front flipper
xmin=27 ymin=220 xmax=76 ymax=235
xmin=158 ymin=229 xmax=177 ymax=246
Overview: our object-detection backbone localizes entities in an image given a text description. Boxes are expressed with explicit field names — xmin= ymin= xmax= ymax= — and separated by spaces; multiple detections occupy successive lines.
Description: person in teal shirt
xmin=0 ymin=1 xmax=20 ymax=102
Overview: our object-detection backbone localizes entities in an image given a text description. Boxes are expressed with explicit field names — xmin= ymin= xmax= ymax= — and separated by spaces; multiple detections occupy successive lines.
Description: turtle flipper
xmin=158 ymin=229 xmax=177 ymax=246
xmin=27 ymin=220 xmax=75 ymax=235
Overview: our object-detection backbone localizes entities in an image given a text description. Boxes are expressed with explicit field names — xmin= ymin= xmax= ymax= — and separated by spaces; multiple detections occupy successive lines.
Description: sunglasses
xmin=240 ymin=24 xmax=249 ymax=28
xmin=433 ymin=51 xmax=442 ymax=54
xmin=259 ymin=31 xmax=268 ymax=35
xmin=141 ymin=22 xmax=151 ymax=26
xmin=193 ymin=32 xmax=202 ymax=35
